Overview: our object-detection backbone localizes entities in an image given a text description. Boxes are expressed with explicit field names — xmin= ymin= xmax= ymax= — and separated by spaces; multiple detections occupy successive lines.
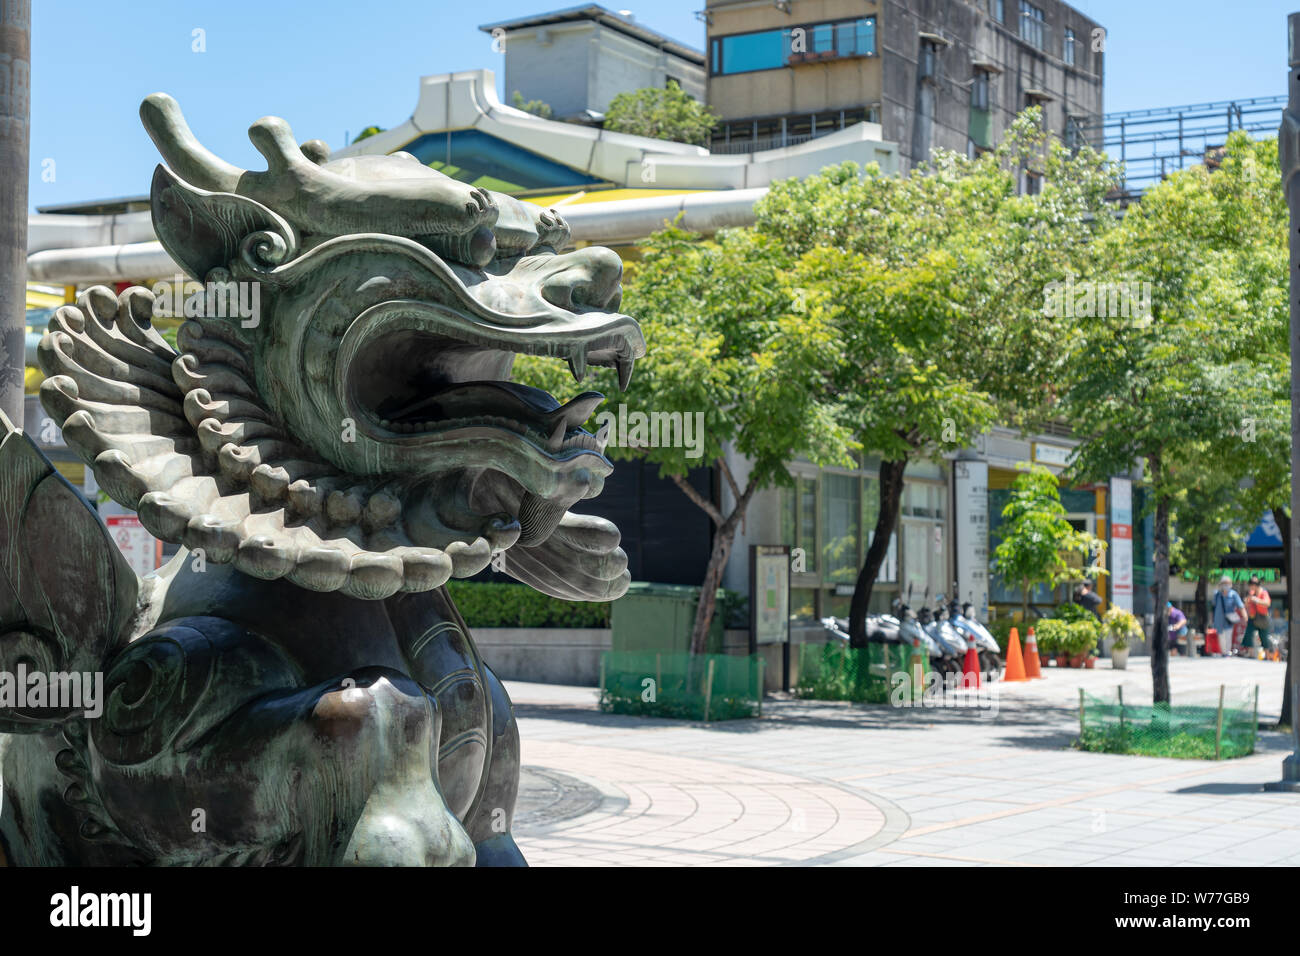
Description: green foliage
xmin=992 ymin=463 xmax=1106 ymax=611
xmin=1102 ymin=607 xmax=1143 ymax=649
xmin=352 ymin=125 xmax=384 ymax=143
xmin=1033 ymin=618 xmax=1069 ymax=655
xmin=603 ymin=81 xmax=718 ymax=146
xmin=445 ymin=580 xmax=610 ymax=628
xmin=510 ymin=91 xmax=552 ymax=119
xmin=1065 ymin=619 xmax=1101 ymax=656
xmin=1053 ymin=601 xmax=1093 ymax=623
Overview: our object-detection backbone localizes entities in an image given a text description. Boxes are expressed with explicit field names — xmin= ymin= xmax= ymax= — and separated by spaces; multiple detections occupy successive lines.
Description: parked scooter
xmin=945 ymin=599 xmax=1003 ymax=681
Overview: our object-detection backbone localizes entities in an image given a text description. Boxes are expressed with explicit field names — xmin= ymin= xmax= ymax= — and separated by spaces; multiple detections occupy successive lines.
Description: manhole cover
xmin=513 ymin=766 xmax=604 ymax=833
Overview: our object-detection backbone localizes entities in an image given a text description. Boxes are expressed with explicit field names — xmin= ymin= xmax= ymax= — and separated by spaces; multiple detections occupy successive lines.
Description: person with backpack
xmin=1241 ymin=575 xmax=1274 ymax=660
xmin=1212 ymin=575 xmax=1246 ymax=659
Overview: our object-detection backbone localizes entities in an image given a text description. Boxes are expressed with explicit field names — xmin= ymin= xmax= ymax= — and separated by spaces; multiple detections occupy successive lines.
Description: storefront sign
xmin=1033 ymin=442 xmax=1076 ymax=468
xmin=1110 ymin=477 xmax=1133 ymax=611
xmin=953 ymin=461 xmax=989 ymax=619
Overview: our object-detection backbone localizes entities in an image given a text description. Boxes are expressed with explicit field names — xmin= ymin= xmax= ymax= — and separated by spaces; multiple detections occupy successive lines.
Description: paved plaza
xmin=508 ymin=656 xmax=1300 ymax=866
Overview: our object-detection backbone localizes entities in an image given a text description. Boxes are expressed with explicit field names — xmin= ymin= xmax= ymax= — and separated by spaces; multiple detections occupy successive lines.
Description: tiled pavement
xmin=507 ymin=656 xmax=1300 ymax=866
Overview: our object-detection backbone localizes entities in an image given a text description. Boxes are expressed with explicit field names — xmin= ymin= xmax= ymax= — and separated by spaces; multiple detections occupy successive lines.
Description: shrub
xmin=1066 ymin=619 xmax=1101 ymax=655
xmin=445 ymin=581 xmax=611 ymax=629
xmin=1054 ymin=602 xmax=1092 ymax=624
xmin=1034 ymin=618 xmax=1070 ymax=655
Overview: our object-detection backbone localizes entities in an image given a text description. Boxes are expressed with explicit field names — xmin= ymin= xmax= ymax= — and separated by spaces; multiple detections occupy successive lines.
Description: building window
xmin=1019 ymin=1 xmax=1046 ymax=51
xmin=972 ymin=70 xmax=990 ymax=111
xmin=1064 ymin=27 xmax=1077 ymax=66
xmin=821 ymin=473 xmax=860 ymax=585
xmin=710 ymin=17 xmax=876 ymax=75
xmin=988 ymin=0 xmax=1005 ymax=22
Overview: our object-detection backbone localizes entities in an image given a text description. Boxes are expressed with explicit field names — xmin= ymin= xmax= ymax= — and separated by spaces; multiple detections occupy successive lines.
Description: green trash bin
xmin=611 ymin=583 xmax=725 ymax=655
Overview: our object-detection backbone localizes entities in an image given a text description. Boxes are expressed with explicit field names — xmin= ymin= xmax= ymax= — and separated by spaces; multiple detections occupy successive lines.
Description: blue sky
xmin=26 ymin=0 xmax=1300 ymax=210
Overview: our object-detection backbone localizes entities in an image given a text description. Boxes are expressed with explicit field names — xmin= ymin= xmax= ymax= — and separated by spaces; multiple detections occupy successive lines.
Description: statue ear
xmin=150 ymin=165 xmax=297 ymax=280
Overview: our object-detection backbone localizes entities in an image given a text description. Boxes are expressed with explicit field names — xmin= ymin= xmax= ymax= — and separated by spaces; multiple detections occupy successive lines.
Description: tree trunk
xmin=689 ymin=516 xmax=740 ymax=655
xmin=849 ymin=458 xmax=908 ymax=645
xmin=1275 ymin=505 xmax=1292 ymax=728
xmin=0 ymin=0 xmax=31 ymax=426
xmin=1194 ymin=573 xmax=1208 ymax=641
xmin=1150 ymin=476 xmax=1172 ymax=704
xmin=669 ymin=466 xmax=758 ymax=657
xmin=1022 ymin=581 xmax=1030 ymax=624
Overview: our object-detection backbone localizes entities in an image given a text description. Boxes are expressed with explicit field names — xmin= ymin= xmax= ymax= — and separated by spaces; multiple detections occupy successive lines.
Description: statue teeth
xmin=567 ymin=350 xmax=587 ymax=383
xmin=595 ymin=420 xmax=611 ymax=451
xmin=615 ymin=351 xmax=634 ymax=391
xmin=548 ymin=419 xmax=567 ymax=451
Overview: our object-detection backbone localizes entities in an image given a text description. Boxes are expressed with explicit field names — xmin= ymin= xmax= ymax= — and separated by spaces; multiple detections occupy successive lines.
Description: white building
xmin=479 ymin=4 xmax=707 ymax=122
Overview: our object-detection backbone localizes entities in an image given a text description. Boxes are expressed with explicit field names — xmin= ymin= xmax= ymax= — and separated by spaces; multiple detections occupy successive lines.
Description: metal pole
xmin=1269 ymin=11 xmax=1300 ymax=790
xmin=1214 ymin=684 xmax=1225 ymax=760
xmin=0 ymin=0 xmax=30 ymax=428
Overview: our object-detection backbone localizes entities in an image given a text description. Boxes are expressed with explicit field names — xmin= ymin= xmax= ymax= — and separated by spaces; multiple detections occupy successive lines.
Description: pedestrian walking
xmin=1241 ymin=575 xmax=1274 ymax=660
xmin=1211 ymin=575 xmax=1247 ymax=659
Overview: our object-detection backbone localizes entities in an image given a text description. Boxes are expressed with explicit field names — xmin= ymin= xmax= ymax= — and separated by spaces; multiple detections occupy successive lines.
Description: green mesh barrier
xmin=1077 ymin=687 xmax=1259 ymax=759
xmin=599 ymin=651 xmax=763 ymax=721
xmin=795 ymin=641 xmax=933 ymax=704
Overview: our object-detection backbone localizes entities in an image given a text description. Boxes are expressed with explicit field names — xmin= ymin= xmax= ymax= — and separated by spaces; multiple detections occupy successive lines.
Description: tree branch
xmin=718 ymin=455 xmax=743 ymax=506
xmin=670 ymin=470 xmax=725 ymax=526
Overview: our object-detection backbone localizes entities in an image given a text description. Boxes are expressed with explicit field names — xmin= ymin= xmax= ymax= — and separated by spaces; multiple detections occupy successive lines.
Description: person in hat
xmin=1241 ymin=575 xmax=1273 ymax=660
xmin=1212 ymin=575 xmax=1246 ymax=659
xmin=1167 ymin=601 xmax=1189 ymax=656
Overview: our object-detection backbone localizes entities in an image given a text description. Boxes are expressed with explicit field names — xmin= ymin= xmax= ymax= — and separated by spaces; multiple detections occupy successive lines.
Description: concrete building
xmin=704 ymin=0 xmax=1105 ymax=173
xmin=478 ymin=5 xmax=707 ymax=122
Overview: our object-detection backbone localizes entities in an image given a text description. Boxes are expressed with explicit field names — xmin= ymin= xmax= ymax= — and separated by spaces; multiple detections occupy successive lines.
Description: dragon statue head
xmin=38 ymin=93 xmax=644 ymax=602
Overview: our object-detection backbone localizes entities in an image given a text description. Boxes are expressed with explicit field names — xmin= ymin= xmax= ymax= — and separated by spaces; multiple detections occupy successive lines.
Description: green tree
xmin=510 ymin=91 xmax=553 ymax=119
xmin=1063 ymin=132 xmax=1287 ymax=704
xmin=515 ymin=224 xmax=854 ymax=653
xmin=992 ymin=464 xmax=1105 ymax=622
xmin=755 ymin=109 xmax=1118 ymax=643
xmin=604 ymin=81 xmax=718 ymax=147
xmin=352 ymin=125 xmax=384 ymax=143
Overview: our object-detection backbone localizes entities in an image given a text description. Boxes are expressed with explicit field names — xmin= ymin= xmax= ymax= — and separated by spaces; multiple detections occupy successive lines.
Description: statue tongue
xmin=382 ymin=381 xmax=603 ymax=431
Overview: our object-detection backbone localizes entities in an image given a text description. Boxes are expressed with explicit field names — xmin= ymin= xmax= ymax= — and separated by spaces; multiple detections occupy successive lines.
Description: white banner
xmin=953 ymin=460 xmax=989 ymax=619
xmin=1110 ymin=477 xmax=1133 ymax=611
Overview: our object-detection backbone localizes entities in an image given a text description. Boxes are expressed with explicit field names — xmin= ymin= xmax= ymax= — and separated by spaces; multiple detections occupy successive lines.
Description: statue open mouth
xmin=342 ymin=303 xmax=641 ymax=458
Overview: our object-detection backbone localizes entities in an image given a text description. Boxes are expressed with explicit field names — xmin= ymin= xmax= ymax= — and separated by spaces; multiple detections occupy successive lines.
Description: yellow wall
xmin=707 ymin=0 xmax=883 ymax=120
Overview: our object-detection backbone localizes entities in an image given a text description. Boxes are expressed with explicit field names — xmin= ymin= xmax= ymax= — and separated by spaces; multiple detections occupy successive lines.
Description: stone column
xmin=0 ymin=0 xmax=29 ymax=428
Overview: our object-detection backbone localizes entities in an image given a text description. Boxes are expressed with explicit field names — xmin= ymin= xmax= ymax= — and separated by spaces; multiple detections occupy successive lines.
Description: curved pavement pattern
xmin=508 ymin=656 xmax=1300 ymax=867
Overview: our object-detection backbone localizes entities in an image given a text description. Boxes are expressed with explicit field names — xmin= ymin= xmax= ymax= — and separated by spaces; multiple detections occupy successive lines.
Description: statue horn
xmin=140 ymin=92 xmax=244 ymax=194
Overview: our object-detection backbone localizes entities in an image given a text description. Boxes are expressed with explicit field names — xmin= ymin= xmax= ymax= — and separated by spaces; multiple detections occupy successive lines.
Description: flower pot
xmin=1056 ymin=653 xmax=1070 ymax=668
xmin=1111 ymin=647 xmax=1129 ymax=670
xmin=1069 ymin=653 xmax=1086 ymax=668
xmin=1084 ymin=657 xmax=1096 ymax=669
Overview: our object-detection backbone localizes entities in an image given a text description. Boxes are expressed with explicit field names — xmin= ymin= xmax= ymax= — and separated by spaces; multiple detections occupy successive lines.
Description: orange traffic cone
xmin=1004 ymin=626 xmax=1027 ymax=682
xmin=961 ymin=628 xmax=981 ymax=689
xmin=1023 ymin=626 xmax=1043 ymax=679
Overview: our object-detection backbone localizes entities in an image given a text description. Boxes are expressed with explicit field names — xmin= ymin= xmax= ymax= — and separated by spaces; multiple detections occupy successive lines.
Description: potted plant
xmin=1065 ymin=620 xmax=1099 ymax=668
xmin=1035 ymin=619 xmax=1068 ymax=668
xmin=1101 ymin=607 xmax=1141 ymax=670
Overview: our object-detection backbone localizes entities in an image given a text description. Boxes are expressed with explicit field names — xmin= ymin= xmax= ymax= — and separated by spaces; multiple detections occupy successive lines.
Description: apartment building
xmin=704 ymin=0 xmax=1104 ymax=170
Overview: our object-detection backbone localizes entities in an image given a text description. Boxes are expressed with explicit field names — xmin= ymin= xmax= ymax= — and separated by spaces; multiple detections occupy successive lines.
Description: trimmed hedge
xmin=446 ymin=581 xmax=611 ymax=629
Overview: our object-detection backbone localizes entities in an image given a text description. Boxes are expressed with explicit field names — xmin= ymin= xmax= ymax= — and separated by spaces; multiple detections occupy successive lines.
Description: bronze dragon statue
xmin=0 ymin=94 xmax=642 ymax=866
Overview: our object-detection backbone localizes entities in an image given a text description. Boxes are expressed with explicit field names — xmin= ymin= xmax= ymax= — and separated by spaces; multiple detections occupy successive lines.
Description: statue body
xmin=0 ymin=94 xmax=642 ymax=866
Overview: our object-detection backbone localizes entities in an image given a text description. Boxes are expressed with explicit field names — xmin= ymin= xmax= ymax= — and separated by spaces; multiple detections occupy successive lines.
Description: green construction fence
xmin=1077 ymin=686 xmax=1259 ymax=759
xmin=796 ymin=641 xmax=933 ymax=705
xmin=599 ymin=651 xmax=762 ymax=722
